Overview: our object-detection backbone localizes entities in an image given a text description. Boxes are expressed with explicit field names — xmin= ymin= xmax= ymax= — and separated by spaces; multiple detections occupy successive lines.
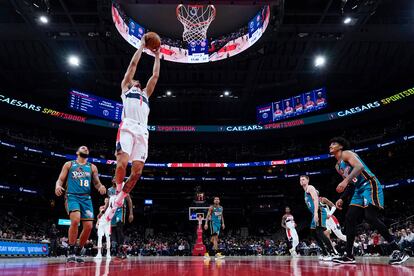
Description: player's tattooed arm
xmin=55 ymin=161 xmax=71 ymax=196
xmin=91 ymin=164 xmax=106 ymax=195
xmin=204 ymin=206 xmax=212 ymax=230
xmin=221 ymin=210 xmax=225 ymax=229
xmin=145 ymin=49 xmax=160 ymax=98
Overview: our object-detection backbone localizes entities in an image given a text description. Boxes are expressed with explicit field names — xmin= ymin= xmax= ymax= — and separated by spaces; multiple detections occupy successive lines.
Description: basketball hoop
xmin=176 ymin=4 xmax=216 ymax=42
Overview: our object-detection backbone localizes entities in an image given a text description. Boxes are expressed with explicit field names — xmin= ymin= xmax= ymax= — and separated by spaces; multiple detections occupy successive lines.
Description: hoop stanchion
xmin=192 ymin=215 xmax=207 ymax=256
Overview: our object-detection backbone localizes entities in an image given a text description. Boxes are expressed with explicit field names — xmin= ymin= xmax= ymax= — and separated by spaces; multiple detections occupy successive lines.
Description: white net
xmin=176 ymin=4 xmax=216 ymax=43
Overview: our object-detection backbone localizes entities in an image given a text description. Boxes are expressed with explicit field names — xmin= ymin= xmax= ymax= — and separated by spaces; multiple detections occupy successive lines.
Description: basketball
xmin=144 ymin=32 xmax=161 ymax=51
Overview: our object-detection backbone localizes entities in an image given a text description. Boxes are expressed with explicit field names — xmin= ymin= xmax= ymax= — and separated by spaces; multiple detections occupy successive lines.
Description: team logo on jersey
xmin=71 ymin=167 xmax=91 ymax=179
xmin=85 ymin=210 xmax=93 ymax=218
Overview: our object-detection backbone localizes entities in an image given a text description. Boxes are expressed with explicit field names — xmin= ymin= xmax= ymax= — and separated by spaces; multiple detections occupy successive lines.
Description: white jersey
xmin=121 ymin=86 xmax=150 ymax=126
xmin=285 ymin=214 xmax=295 ymax=229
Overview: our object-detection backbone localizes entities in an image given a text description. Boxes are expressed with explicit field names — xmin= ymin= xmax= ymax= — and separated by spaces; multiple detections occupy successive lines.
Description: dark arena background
xmin=0 ymin=0 xmax=413 ymax=275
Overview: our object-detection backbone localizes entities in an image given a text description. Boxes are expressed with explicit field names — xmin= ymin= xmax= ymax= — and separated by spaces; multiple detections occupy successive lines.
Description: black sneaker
xmin=389 ymin=250 xmax=410 ymax=265
xmin=76 ymin=256 xmax=85 ymax=263
xmin=67 ymin=255 xmax=76 ymax=263
xmin=332 ymin=255 xmax=356 ymax=264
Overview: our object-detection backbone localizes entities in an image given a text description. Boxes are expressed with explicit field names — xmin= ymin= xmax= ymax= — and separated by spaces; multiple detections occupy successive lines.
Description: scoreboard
xmin=68 ymin=90 xmax=123 ymax=122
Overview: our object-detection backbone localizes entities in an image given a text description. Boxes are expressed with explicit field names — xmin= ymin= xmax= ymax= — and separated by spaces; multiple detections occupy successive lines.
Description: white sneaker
xmin=322 ymin=255 xmax=332 ymax=261
xmin=95 ymin=253 xmax=102 ymax=259
xmin=106 ymin=253 xmax=111 ymax=259
xmin=289 ymin=248 xmax=298 ymax=257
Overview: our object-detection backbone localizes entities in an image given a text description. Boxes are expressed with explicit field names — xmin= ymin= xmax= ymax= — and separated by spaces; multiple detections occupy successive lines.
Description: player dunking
xmin=204 ymin=197 xmax=225 ymax=259
xmin=105 ymin=34 xmax=160 ymax=222
xmin=300 ymin=175 xmax=336 ymax=261
xmin=55 ymin=146 xmax=106 ymax=263
xmin=329 ymin=137 xmax=410 ymax=264
xmin=281 ymin=206 xmax=299 ymax=256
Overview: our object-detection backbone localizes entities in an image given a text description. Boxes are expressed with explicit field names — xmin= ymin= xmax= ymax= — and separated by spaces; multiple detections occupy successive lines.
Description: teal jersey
xmin=304 ymin=188 xmax=323 ymax=214
xmin=211 ymin=206 xmax=223 ymax=224
xmin=336 ymin=152 xmax=376 ymax=187
xmin=66 ymin=161 xmax=92 ymax=194
xmin=107 ymin=187 xmax=117 ymax=197
xmin=305 ymin=191 xmax=315 ymax=214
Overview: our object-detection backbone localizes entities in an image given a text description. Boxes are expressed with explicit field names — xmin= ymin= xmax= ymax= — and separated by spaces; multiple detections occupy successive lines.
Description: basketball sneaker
xmin=67 ymin=254 xmax=76 ymax=263
xmin=289 ymin=248 xmax=298 ymax=257
xmin=215 ymin=252 xmax=225 ymax=259
xmin=322 ymin=255 xmax=332 ymax=261
xmin=94 ymin=253 xmax=103 ymax=259
xmin=389 ymin=250 xmax=410 ymax=265
xmin=76 ymin=256 xmax=85 ymax=263
xmin=332 ymin=255 xmax=356 ymax=264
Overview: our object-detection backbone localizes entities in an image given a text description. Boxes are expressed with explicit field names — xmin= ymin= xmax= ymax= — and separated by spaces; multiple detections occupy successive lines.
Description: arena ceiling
xmin=1 ymin=0 xmax=414 ymax=125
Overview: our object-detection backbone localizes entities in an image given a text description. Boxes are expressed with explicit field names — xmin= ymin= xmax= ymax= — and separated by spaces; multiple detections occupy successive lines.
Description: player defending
xmin=281 ymin=206 xmax=299 ymax=256
xmin=300 ymin=175 xmax=336 ymax=261
xmin=329 ymin=137 xmax=410 ymax=264
xmin=95 ymin=198 xmax=111 ymax=259
xmin=108 ymin=180 xmax=133 ymax=259
xmin=105 ymin=34 xmax=160 ymax=222
xmin=204 ymin=197 xmax=225 ymax=259
xmin=55 ymin=146 xmax=106 ymax=263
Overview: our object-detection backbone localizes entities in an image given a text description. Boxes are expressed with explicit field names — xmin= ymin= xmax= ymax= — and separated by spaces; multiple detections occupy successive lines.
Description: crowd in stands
xmin=1 ymin=205 xmax=413 ymax=257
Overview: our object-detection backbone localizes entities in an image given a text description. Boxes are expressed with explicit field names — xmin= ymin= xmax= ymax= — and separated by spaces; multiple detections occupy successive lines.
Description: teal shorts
xmin=210 ymin=221 xmax=221 ymax=236
xmin=310 ymin=208 xmax=327 ymax=229
xmin=111 ymin=207 xmax=124 ymax=226
xmin=350 ymin=178 xmax=384 ymax=209
xmin=65 ymin=194 xmax=94 ymax=221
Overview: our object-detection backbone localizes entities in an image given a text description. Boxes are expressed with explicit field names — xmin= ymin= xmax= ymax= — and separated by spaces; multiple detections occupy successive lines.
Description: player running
xmin=95 ymin=198 xmax=111 ymax=259
xmin=281 ymin=206 xmax=299 ymax=257
xmin=204 ymin=197 xmax=225 ymax=260
xmin=105 ymin=34 xmax=160 ymax=222
xmin=319 ymin=196 xmax=347 ymax=242
xmin=329 ymin=137 xmax=410 ymax=265
xmin=300 ymin=175 xmax=336 ymax=261
xmin=55 ymin=146 xmax=106 ymax=263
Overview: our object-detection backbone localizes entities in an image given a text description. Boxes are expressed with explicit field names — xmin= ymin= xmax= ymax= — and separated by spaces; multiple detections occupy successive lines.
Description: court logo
xmin=103 ymin=110 xmax=109 ymax=116
xmin=262 ymin=113 xmax=268 ymax=119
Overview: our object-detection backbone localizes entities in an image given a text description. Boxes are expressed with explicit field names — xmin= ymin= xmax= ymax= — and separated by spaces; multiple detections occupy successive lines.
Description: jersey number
xmin=80 ymin=180 xmax=89 ymax=187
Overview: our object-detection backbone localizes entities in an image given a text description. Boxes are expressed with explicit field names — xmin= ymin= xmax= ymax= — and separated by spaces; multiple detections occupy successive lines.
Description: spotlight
xmin=343 ymin=17 xmax=352 ymax=24
xmin=166 ymin=91 xmax=172 ymax=96
xmin=39 ymin=15 xmax=48 ymax=24
xmin=224 ymin=91 xmax=230 ymax=96
xmin=314 ymin=55 xmax=326 ymax=68
xmin=68 ymin=55 xmax=80 ymax=67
